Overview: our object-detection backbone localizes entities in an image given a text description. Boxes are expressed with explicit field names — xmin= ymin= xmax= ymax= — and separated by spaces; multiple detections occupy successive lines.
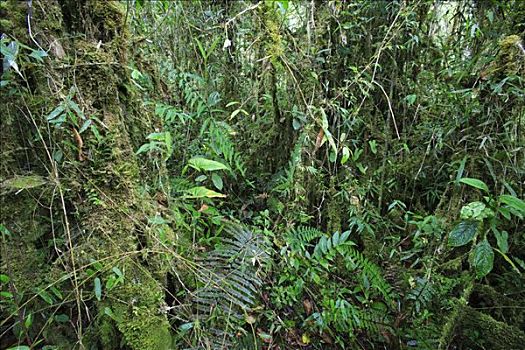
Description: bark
xmin=1 ymin=1 xmax=171 ymax=349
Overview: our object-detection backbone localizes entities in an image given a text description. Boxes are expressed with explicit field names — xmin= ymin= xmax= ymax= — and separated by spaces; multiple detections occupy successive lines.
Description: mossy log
xmin=452 ymin=305 xmax=525 ymax=350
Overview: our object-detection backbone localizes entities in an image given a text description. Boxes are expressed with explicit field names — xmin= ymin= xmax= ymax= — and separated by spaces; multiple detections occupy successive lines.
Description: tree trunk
xmin=1 ymin=1 xmax=171 ymax=349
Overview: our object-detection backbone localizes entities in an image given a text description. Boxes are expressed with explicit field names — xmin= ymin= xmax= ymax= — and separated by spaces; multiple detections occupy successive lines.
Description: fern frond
xmin=343 ymin=247 xmax=394 ymax=303
xmin=191 ymin=224 xmax=270 ymax=347
xmin=286 ymin=226 xmax=325 ymax=252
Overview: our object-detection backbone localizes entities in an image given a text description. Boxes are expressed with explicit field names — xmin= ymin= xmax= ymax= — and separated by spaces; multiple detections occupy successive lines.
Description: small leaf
xmin=135 ymin=143 xmax=151 ymax=155
xmin=499 ymin=195 xmax=525 ymax=215
xmin=493 ymin=229 xmax=508 ymax=254
xmin=36 ymin=288 xmax=53 ymax=304
xmin=292 ymin=118 xmax=301 ymax=130
xmin=46 ymin=104 xmax=65 ymax=121
xmin=112 ymin=267 xmax=124 ymax=279
xmin=24 ymin=313 xmax=33 ymax=328
xmin=54 ymin=314 xmax=69 ymax=323
xmin=179 ymin=322 xmax=193 ymax=331
xmin=471 ymin=239 xmax=494 ymax=278
xmin=494 ymin=248 xmax=520 ymax=274
xmin=459 ymin=178 xmax=489 ymax=192
xmin=29 ymin=49 xmax=48 ymax=62
xmin=79 ymin=119 xmax=92 ymax=133
xmin=0 ymin=274 xmax=9 ymax=283
xmin=94 ymin=277 xmax=102 ymax=301
xmin=211 ymin=173 xmax=223 ymax=190
xmin=368 ymin=140 xmax=377 ymax=154
xmin=195 ymin=174 xmax=207 ymax=183
xmin=341 ymin=146 xmax=350 ymax=165
xmin=230 ymin=109 xmax=242 ymax=120
xmin=0 ymin=291 xmax=13 ymax=299
xmin=67 ymin=99 xmax=84 ymax=118
xmin=448 ymin=220 xmax=478 ymax=247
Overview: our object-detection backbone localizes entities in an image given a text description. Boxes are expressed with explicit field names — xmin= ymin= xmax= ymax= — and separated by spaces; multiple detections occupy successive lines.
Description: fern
xmin=189 ymin=225 xmax=270 ymax=348
xmin=342 ymin=247 xmax=394 ymax=303
xmin=308 ymin=229 xmax=393 ymax=302
xmin=407 ymin=277 xmax=434 ymax=314
xmin=313 ymin=298 xmax=380 ymax=334
xmin=202 ymin=119 xmax=247 ymax=177
xmin=285 ymin=226 xmax=325 ymax=252
xmin=281 ymin=227 xmax=394 ymax=337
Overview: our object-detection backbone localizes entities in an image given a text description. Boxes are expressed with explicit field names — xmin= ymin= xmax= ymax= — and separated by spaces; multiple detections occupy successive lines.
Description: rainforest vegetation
xmin=1 ymin=0 xmax=524 ymax=349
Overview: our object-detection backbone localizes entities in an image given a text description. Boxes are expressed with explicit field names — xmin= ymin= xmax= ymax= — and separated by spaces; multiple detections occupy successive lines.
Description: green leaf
xmin=54 ymin=314 xmax=69 ymax=323
xmin=6 ymin=346 xmax=30 ymax=350
xmin=211 ymin=173 xmax=223 ymax=190
xmin=24 ymin=313 xmax=33 ymax=328
xmin=471 ymin=239 xmax=494 ymax=278
xmin=341 ymin=146 xmax=350 ymax=165
xmin=94 ymin=277 xmax=102 ymax=301
xmin=0 ymin=274 xmax=9 ymax=283
xmin=29 ymin=49 xmax=48 ymax=62
xmin=195 ymin=174 xmax=207 ymax=182
xmin=67 ymin=99 xmax=84 ymax=119
xmin=0 ymin=291 xmax=13 ymax=299
xmin=455 ymin=156 xmax=467 ymax=184
xmin=368 ymin=140 xmax=377 ymax=154
xmin=493 ymin=229 xmax=508 ymax=253
xmin=320 ymin=109 xmax=337 ymax=155
xmin=460 ymin=201 xmax=486 ymax=220
xmin=459 ymin=178 xmax=489 ymax=192
xmin=494 ymin=248 xmax=520 ymax=274
xmin=448 ymin=220 xmax=478 ymax=247
xmin=182 ymin=186 xmax=226 ymax=199
xmin=188 ymin=157 xmax=230 ymax=172
xmin=46 ymin=104 xmax=65 ymax=121
xmin=135 ymin=143 xmax=152 ymax=155
xmin=79 ymin=119 xmax=92 ymax=133
xmin=112 ymin=267 xmax=124 ymax=279
xmin=104 ymin=306 xmax=122 ymax=322
xmin=179 ymin=322 xmax=194 ymax=331
xmin=499 ymin=195 xmax=525 ymax=215
xmin=36 ymin=288 xmax=53 ymax=304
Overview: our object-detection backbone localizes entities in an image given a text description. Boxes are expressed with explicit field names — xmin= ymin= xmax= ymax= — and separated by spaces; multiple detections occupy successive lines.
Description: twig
xmin=225 ymin=2 xmax=261 ymax=27
xmin=373 ymin=80 xmax=400 ymax=140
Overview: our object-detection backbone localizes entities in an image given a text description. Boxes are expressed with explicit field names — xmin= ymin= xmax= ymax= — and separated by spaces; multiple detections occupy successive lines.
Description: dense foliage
xmin=1 ymin=0 xmax=524 ymax=349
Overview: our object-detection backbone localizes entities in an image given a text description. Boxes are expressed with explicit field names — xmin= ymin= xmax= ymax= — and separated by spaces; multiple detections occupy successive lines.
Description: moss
xmin=0 ymin=0 xmax=29 ymax=40
xmin=110 ymin=267 xmax=172 ymax=350
xmin=326 ymin=182 xmax=342 ymax=234
xmin=482 ymin=35 xmax=525 ymax=79
xmin=454 ymin=305 xmax=525 ymax=350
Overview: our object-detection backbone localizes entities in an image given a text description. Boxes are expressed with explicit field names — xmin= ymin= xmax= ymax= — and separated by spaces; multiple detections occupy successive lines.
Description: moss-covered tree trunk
xmin=1 ymin=1 xmax=171 ymax=349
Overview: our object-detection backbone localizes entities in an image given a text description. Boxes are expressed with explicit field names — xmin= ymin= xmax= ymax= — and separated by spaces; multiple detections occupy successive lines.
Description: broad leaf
xmin=448 ymin=220 xmax=478 ymax=247
xmin=471 ymin=239 xmax=494 ymax=278
xmin=460 ymin=201 xmax=485 ymax=220
xmin=459 ymin=178 xmax=489 ymax=192
xmin=188 ymin=157 xmax=230 ymax=172
xmin=182 ymin=186 xmax=226 ymax=199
